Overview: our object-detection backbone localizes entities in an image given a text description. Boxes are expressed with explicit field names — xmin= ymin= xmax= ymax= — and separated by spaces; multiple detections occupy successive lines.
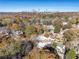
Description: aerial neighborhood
xmin=0 ymin=12 xmax=79 ymax=59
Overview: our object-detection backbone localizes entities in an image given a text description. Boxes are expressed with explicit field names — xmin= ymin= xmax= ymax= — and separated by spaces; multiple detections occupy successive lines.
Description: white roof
xmin=37 ymin=42 xmax=51 ymax=48
xmin=36 ymin=35 xmax=54 ymax=41
xmin=56 ymin=44 xmax=65 ymax=53
xmin=63 ymin=22 xmax=68 ymax=25
xmin=77 ymin=24 xmax=79 ymax=28
xmin=47 ymin=25 xmax=54 ymax=29
xmin=35 ymin=35 xmax=54 ymax=48
xmin=36 ymin=35 xmax=47 ymax=41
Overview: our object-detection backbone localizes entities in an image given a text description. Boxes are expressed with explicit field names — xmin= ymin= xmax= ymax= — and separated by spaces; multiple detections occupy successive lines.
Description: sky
xmin=0 ymin=0 xmax=79 ymax=12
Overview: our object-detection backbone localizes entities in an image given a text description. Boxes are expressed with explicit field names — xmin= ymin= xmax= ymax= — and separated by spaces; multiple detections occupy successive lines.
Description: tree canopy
xmin=66 ymin=49 xmax=76 ymax=59
xmin=25 ymin=25 xmax=37 ymax=36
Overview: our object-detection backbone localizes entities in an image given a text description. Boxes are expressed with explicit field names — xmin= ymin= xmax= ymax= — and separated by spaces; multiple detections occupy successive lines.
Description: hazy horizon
xmin=0 ymin=0 xmax=79 ymax=12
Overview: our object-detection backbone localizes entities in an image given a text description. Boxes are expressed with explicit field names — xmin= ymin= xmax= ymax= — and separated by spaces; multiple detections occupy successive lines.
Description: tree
xmin=75 ymin=18 xmax=79 ymax=25
xmin=63 ymin=29 xmax=76 ymax=41
xmin=22 ymin=19 xmax=30 ymax=24
xmin=0 ymin=40 xmax=21 ymax=56
xmin=41 ymin=19 xmax=52 ymax=25
xmin=54 ymin=26 xmax=61 ymax=33
xmin=37 ymin=29 xmax=44 ymax=34
xmin=66 ymin=49 xmax=76 ymax=59
xmin=53 ymin=19 xmax=63 ymax=33
xmin=69 ymin=19 xmax=76 ymax=24
xmin=51 ymin=42 xmax=57 ymax=48
xmin=63 ymin=28 xmax=79 ymax=42
xmin=62 ymin=23 xmax=72 ymax=30
xmin=10 ymin=23 xmax=20 ymax=30
xmin=69 ymin=18 xmax=79 ymax=25
xmin=53 ymin=19 xmax=63 ymax=27
xmin=25 ymin=25 xmax=37 ymax=36
xmin=64 ymin=16 xmax=69 ymax=22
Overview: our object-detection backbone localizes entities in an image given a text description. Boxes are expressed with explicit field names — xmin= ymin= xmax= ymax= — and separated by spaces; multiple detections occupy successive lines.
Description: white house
xmin=32 ymin=35 xmax=54 ymax=48
xmin=63 ymin=22 xmax=68 ymax=26
xmin=76 ymin=24 xmax=79 ymax=28
xmin=0 ymin=27 xmax=10 ymax=38
xmin=53 ymin=34 xmax=64 ymax=44
xmin=46 ymin=25 xmax=54 ymax=30
xmin=11 ymin=30 xmax=23 ymax=41
xmin=11 ymin=30 xmax=23 ymax=36
xmin=56 ymin=44 xmax=65 ymax=59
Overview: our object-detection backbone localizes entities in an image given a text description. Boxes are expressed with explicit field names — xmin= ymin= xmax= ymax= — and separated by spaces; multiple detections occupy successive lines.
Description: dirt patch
xmin=22 ymin=47 xmax=59 ymax=59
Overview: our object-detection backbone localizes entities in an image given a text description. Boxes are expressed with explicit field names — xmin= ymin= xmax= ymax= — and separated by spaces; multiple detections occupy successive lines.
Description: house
xmin=46 ymin=25 xmax=54 ymax=32
xmin=11 ymin=30 xmax=23 ymax=36
xmin=32 ymin=33 xmax=54 ymax=48
xmin=76 ymin=24 xmax=79 ymax=28
xmin=74 ymin=44 xmax=79 ymax=54
xmin=0 ymin=27 xmax=10 ymax=38
xmin=11 ymin=30 xmax=23 ymax=41
xmin=62 ymin=22 xmax=68 ymax=26
xmin=56 ymin=44 xmax=65 ymax=59
xmin=54 ymin=34 xmax=64 ymax=44
xmin=43 ymin=25 xmax=54 ymax=32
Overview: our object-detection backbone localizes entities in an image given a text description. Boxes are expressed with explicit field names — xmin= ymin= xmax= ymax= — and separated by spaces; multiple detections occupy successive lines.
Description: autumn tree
xmin=10 ymin=23 xmax=20 ymax=30
xmin=62 ymin=23 xmax=72 ymax=30
xmin=63 ymin=29 xmax=77 ymax=41
xmin=53 ymin=19 xmax=63 ymax=33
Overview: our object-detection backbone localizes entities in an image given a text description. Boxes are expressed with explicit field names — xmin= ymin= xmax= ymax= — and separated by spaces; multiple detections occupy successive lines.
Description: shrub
xmin=54 ymin=26 xmax=61 ymax=33
xmin=66 ymin=49 xmax=76 ymax=59
xmin=25 ymin=25 xmax=37 ymax=36
xmin=51 ymin=42 xmax=57 ymax=48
